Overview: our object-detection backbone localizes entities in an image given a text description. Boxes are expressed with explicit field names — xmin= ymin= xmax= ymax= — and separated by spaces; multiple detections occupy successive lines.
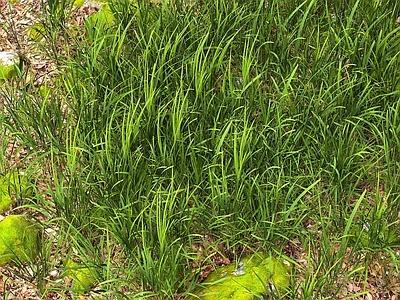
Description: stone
xmin=0 ymin=52 xmax=20 ymax=80
xmin=188 ymin=253 xmax=292 ymax=299
xmin=0 ymin=215 xmax=39 ymax=265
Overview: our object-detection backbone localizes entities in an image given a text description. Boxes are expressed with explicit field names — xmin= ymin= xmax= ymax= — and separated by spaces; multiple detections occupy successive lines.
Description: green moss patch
xmin=28 ymin=23 xmax=46 ymax=41
xmin=0 ymin=215 xmax=39 ymax=265
xmin=64 ymin=259 xmax=98 ymax=295
xmin=188 ymin=253 xmax=292 ymax=299
xmin=73 ymin=0 xmax=85 ymax=7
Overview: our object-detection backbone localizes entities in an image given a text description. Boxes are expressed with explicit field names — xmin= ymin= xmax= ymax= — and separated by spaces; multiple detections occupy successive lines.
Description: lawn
xmin=0 ymin=0 xmax=399 ymax=298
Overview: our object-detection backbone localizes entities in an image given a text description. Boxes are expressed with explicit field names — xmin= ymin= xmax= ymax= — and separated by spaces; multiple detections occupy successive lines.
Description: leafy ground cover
xmin=0 ymin=0 xmax=400 ymax=298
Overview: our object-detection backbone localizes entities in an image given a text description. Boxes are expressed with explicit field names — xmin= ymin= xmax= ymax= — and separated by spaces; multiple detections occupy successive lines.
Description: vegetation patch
xmin=86 ymin=3 xmax=115 ymax=29
xmin=0 ymin=215 xmax=39 ymax=265
xmin=28 ymin=23 xmax=46 ymax=41
xmin=0 ymin=172 xmax=32 ymax=213
xmin=0 ymin=0 xmax=399 ymax=298
xmin=188 ymin=253 xmax=292 ymax=299
xmin=63 ymin=259 xmax=98 ymax=296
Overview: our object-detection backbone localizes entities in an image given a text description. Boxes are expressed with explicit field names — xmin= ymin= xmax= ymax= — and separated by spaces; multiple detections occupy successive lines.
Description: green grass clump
xmin=0 ymin=171 xmax=33 ymax=213
xmin=1 ymin=0 xmax=399 ymax=298
xmin=0 ymin=184 xmax=13 ymax=213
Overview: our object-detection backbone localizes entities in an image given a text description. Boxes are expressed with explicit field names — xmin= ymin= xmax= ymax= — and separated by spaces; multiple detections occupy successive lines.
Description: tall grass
xmin=1 ymin=0 xmax=399 ymax=298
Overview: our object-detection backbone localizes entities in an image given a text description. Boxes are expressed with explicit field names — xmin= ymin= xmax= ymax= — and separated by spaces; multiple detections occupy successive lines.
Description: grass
xmin=1 ymin=0 xmax=400 ymax=298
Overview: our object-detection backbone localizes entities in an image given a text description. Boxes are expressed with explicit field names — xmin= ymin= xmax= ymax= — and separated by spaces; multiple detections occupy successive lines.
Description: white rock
xmin=0 ymin=52 xmax=20 ymax=79
xmin=0 ymin=52 xmax=19 ymax=67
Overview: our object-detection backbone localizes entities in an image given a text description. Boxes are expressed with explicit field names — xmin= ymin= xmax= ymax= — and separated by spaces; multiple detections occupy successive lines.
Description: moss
xmin=0 ymin=215 xmax=39 ymax=265
xmin=188 ymin=253 xmax=292 ymax=299
xmin=64 ymin=259 xmax=98 ymax=295
xmin=73 ymin=0 xmax=85 ymax=7
xmin=28 ymin=23 xmax=46 ymax=41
